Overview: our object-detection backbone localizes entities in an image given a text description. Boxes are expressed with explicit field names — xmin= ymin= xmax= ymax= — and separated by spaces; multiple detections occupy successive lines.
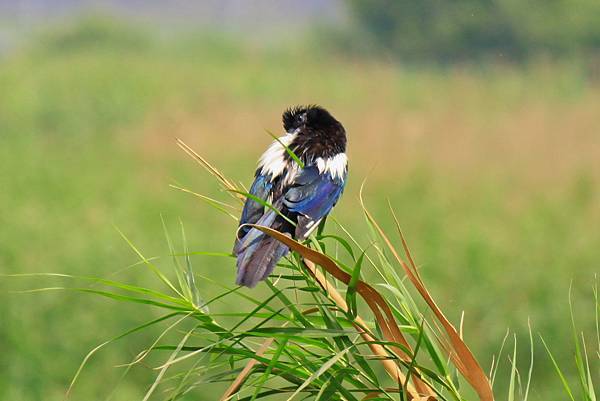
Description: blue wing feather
xmin=237 ymin=173 xmax=272 ymax=239
xmin=283 ymin=165 xmax=346 ymax=238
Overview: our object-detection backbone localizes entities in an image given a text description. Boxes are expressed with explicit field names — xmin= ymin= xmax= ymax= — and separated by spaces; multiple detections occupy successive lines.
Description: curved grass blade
xmin=286 ymin=347 xmax=351 ymax=401
xmin=250 ymin=338 xmax=289 ymax=401
xmin=347 ymin=250 xmax=366 ymax=319
xmin=114 ymin=225 xmax=184 ymax=299
xmin=524 ymin=321 xmax=534 ymax=401
xmin=66 ymin=312 xmax=181 ymax=398
xmin=169 ymin=184 xmax=239 ymax=220
xmin=142 ymin=327 xmax=195 ymax=401
xmin=175 ymin=138 xmax=241 ymax=202
xmin=539 ymin=334 xmax=576 ymax=401
xmin=229 ymin=189 xmax=296 ymax=227
xmin=317 ymin=234 xmax=356 ymax=261
xmin=266 ymin=130 xmax=304 ymax=169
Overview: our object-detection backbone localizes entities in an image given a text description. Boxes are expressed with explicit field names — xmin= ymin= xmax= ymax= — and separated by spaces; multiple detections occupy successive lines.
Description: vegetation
xmin=347 ymin=0 xmax=600 ymax=62
xmin=1 ymin=18 xmax=598 ymax=400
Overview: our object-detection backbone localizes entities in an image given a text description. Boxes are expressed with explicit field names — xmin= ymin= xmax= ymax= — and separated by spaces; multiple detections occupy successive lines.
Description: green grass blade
xmin=250 ymin=337 xmax=289 ymax=401
xmin=179 ymin=219 xmax=206 ymax=311
xmin=266 ymin=281 xmax=313 ymax=328
xmin=285 ymin=347 xmax=351 ymax=401
xmin=539 ymin=334 xmax=576 ymax=401
xmin=317 ymin=234 xmax=356 ymax=261
xmin=524 ymin=321 xmax=534 ymax=401
xmin=114 ymin=225 xmax=184 ymax=298
xmin=346 ymin=250 xmax=366 ymax=319
xmin=508 ymin=334 xmax=517 ymax=401
xmin=142 ymin=326 xmax=195 ymax=401
xmin=490 ymin=329 xmax=510 ymax=387
xmin=569 ymin=283 xmax=594 ymax=401
xmin=66 ymin=312 xmax=180 ymax=398
xmin=581 ymin=333 xmax=597 ymax=401
xmin=229 ymin=188 xmax=296 ymax=227
xmin=266 ymin=130 xmax=304 ymax=169
xmin=169 ymin=184 xmax=239 ymax=220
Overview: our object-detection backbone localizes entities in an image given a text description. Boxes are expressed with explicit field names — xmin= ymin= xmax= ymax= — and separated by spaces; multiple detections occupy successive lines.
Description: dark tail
xmin=234 ymin=210 xmax=291 ymax=288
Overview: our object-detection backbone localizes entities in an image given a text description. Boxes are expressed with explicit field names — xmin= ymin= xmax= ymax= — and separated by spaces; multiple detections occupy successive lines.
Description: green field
xmin=1 ymin=20 xmax=598 ymax=400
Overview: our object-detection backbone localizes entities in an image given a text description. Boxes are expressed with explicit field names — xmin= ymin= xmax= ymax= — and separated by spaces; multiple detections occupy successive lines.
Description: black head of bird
xmin=233 ymin=105 xmax=348 ymax=288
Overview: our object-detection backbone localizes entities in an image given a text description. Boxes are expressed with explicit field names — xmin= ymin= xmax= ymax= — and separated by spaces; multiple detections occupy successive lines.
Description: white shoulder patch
xmin=258 ymin=133 xmax=296 ymax=180
xmin=316 ymin=153 xmax=347 ymax=181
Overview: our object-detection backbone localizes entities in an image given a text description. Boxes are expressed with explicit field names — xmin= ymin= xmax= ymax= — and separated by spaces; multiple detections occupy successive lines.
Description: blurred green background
xmin=1 ymin=2 xmax=598 ymax=400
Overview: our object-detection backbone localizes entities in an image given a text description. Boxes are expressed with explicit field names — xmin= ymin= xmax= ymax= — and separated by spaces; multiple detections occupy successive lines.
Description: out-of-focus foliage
xmin=347 ymin=0 xmax=600 ymax=62
xmin=36 ymin=16 xmax=152 ymax=54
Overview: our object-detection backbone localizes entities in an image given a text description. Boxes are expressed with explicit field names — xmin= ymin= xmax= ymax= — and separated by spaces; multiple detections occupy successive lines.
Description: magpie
xmin=234 ymin=105 xmax=348 ymax=288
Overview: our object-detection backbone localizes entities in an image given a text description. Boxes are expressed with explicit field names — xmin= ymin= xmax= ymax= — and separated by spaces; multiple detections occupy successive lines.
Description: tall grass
xmin=9 ymin=140 xmax=596 ymax=401
xmin=21 ymin=141 xmax=493 ymax=400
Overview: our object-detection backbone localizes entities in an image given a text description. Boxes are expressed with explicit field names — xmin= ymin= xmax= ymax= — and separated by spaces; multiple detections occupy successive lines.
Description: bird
xmin=233 ymin=105 xmax=348 ymax=288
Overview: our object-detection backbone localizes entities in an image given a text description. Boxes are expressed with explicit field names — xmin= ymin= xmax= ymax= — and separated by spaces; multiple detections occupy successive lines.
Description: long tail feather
xmin=236 ymin=234 xmax=288 ymax=288
xmin=234 ymin=201 xmax=291 ymax=288
xmin=233 ymin=209 xmax=277 ymax=255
